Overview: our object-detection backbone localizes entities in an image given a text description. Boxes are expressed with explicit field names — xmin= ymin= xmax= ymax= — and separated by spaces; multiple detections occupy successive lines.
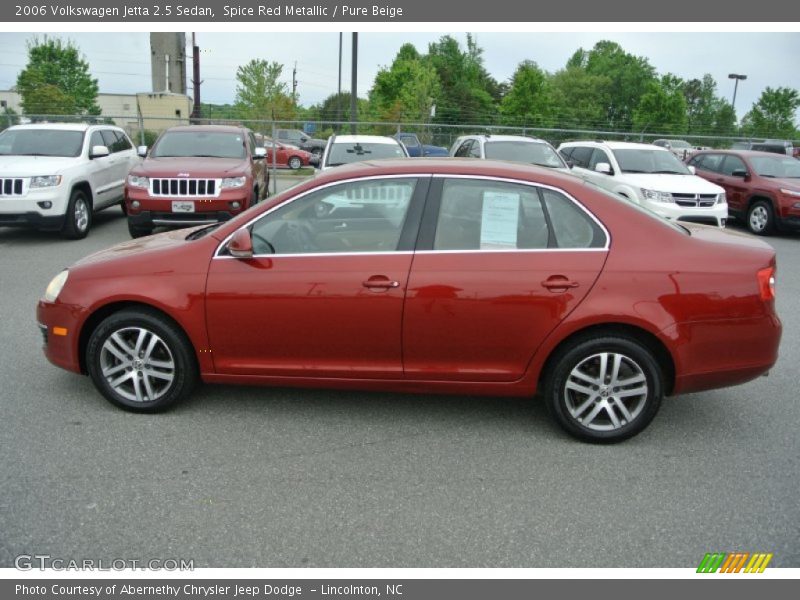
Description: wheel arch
xmin=71 ymin=180 xmax=94 ymax=208
xmin=746 ymin=193 xmax=777 ymax=211
xmin=537 ymin=322 xmax=676 ymax=397
xmin=78 ymin=300 xmax=199 ymax=375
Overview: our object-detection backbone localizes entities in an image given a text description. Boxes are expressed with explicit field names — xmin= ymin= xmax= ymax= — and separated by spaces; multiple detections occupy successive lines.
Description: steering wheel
xmin=284 ymin=221 xmax=317 ymax=253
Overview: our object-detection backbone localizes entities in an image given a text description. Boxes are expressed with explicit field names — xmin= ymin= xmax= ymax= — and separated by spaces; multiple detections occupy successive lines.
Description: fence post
xmin=271 ymin=119 xmax=277 ymax=196
xmin=138 ymin=113 xmax=145 ymax=146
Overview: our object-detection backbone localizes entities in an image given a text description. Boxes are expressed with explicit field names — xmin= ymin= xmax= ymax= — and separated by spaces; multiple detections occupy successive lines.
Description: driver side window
xmin=249 ymin=178 xmax=417 ymax=255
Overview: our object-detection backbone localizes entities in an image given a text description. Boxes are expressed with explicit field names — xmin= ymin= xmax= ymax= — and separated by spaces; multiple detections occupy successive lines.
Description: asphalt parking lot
xmin=1 ymin=189 xmax=798 ymax=568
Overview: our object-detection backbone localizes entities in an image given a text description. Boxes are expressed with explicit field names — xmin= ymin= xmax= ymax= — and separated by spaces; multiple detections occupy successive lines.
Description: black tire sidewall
xmin=62 ymin=189 xmax=91 ymax=239
xmin=544 ymin=336 xmax=663 ymax=443
xmin=86 ymin=309 xmax=197 ymax=412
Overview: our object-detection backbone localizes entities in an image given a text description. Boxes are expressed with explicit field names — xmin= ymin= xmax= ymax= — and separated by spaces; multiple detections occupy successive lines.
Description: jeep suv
xmin=125 ymin=125 xmax=268 ymax=238
xmin=0 ymin=123 xmax=139 ymax=239
xmin=688 ymin=149 xmax=800 ymax=235
xmin=558 ymin=140 xmax=727 ymax=227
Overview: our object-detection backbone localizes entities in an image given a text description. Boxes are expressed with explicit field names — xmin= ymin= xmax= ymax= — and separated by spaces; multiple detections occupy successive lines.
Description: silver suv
xmin=0 ymin=123 xmax=139 ymax=238
xmin=450 ymin=134 xmax=570 ymax=172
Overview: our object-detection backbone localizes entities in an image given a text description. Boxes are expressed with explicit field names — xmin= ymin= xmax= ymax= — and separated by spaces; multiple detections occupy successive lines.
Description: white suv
xmin=0 ymin=123 xmax=139 ymax=238
xmin=451 ymin=134 xmax=570 ymax=172
xmin=558 ymin=140 xmax=727 ymax=227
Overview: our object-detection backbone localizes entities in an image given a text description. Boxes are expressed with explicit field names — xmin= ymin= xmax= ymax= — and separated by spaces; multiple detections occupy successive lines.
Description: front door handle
xmin=363 ymin=276 xmax=400 ymax=290
xmin=542 ymin=276 xmax=580 ymax=291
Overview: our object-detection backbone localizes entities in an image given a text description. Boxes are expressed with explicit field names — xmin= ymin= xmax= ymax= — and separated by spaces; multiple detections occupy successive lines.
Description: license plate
xmin=172 ymin=201 xmax=195 ymax=213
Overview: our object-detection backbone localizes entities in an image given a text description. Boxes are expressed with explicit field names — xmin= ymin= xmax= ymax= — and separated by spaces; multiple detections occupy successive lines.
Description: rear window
xmin=326 ymin=142 xmax=406 ymax=167
xmin=483 ymin=141 xmax=566 ymax=169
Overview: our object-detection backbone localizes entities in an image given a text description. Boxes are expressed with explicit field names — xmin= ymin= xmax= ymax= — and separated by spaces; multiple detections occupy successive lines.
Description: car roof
xmin=463 ymin=134 xmax=549 ymax=144
xmin=561 ymin=140 xmax=669 ymax=151
xmin=7 ymin=123 xmax=103 ymax=132
xmin=163 ymin=125 xmax=247 ymax=134
xmin=331 ymin=135 xmax=402 ymax=145
xmin=693 ymin=149 xmax=794 ymax=159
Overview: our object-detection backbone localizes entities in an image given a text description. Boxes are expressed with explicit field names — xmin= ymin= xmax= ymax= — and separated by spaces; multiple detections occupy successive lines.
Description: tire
xmin=288 ymin=156 xmax=302 ymax=170
xmin=543 ymin=335 xmax=663 ymax=443
xmin=86 ymin=308 xmax=198 ymax=412
xmin=61 ymin=188 xmax=92 ymax=239
xmin=120 ymin=200 xmax=128 ymax=216
xmin=127 ymin=222 xmax=153 ymax=238
xmin=747 ymin=200 xmax=775 ymax=236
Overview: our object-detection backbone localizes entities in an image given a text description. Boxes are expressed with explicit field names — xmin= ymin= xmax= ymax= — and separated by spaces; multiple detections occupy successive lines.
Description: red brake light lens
xmin=757 ymin=267 xmax=776 ymax=301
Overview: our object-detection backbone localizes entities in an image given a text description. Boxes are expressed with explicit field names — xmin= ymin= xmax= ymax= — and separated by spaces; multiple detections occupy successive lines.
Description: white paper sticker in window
xmin=480 ymin=191 xmax=520 ymax=249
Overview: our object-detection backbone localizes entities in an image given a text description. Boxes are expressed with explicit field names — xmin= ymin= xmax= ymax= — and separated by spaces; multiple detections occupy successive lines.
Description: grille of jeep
xmin=0 ymin=178 xmax=24 ymax=196
xmin=150 ymin=178 xmax=219 ymax=197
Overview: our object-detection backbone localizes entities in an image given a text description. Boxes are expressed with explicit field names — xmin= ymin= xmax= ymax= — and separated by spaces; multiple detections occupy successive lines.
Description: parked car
xmin=687 ymin=149 xmax=800 ymax=235
xmin=0 ymin=123 xmax=139 ymax=239
xmin=393 ymin=132 xmax=449 ymax=157
xmin=558 ymin=140 xmax=727 ymax=227
xmin=652 ymin=139 xmax=695 ymax=160
xmin=320 ymin=134 xmax=409 ymax=171
xmin=730 ymin=140 xmax=797 ymax=157
xmin=274 ymin=128 xmax=327 ymax=161
xmin=258 ymin=136 xmax=313 ymax=170
xmin=37 ymin=158 xmax=781 ymax=443
xmin=124 ymin=125 xmax=268 ymax=238
xmin=451 ymin=134 xmax=569 ymax=171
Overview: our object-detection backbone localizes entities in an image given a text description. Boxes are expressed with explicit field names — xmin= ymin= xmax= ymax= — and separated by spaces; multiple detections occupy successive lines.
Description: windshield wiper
xmin=760 ymin=174 xmax=776 ymax=178
xmin=652 ymin=170 xmax=686 ymax=174
xmin=621 ymin=169 xmax=647 ymax=173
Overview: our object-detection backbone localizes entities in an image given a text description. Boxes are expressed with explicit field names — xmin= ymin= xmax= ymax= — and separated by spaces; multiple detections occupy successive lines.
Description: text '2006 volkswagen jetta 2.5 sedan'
xmin=37 ymin=159 xmax=782 ymax=443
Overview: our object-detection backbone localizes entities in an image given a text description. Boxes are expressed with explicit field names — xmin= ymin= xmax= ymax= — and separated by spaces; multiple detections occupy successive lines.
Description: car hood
xmin=0 ymin=155 xmax=78 ymax=176
xmin=620 ymin=173 xmax=724 ymax=194
xmin=132 ymin=157 xmax=249 ymax=177
xmin=74 ymin=226 xmax=208 ymax=267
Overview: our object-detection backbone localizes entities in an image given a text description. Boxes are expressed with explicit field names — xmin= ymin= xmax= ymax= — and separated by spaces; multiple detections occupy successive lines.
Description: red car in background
xmin=259 ymin=137 xmax=313 ymax=170
xmin=687 ymin=149 xmax=800 ymax=235
xmin=37 ymin=159 xmax=781 ymax=443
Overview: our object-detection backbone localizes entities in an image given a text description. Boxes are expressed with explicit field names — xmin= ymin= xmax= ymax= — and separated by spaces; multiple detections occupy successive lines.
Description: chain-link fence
xmin=4 ymin=112 xmax=798 ymax=153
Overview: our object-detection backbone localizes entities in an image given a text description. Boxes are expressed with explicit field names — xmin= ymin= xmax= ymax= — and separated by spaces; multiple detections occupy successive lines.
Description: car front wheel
xmin=61 ymin=189 xmax=91 ymax=239
xmin=86 ymin=309 xmax=198 ymax=412
xmin=747 ymin=200 xmax=775 ymax=236
xmin=288 ymin=156 xmax=302 ymax=170
xmin=544 ymin=335 xmax=663 ymax=443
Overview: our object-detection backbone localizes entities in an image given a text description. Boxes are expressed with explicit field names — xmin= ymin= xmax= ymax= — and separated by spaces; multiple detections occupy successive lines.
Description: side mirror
xmin=687 ymin=165 xmax=696 ymax=175
xmin=228 ymin=228 xmax=254 ymax=259
xmin=731 ymin=169 xmax=749 ymax=179
xmin=137 ymin=145 xmax=148 ymax=157
xmin=595 ymin=162 xmax=612 ymax=175
xmin=566 ymin=160 xmax=575 ymax=169
xmin=254 ymin=147 xmax=267 ymax=159
xmin=300 ymin=136 xmax=308 ymax=143
xmin=90 ymin=145 xmax=110 ymax=159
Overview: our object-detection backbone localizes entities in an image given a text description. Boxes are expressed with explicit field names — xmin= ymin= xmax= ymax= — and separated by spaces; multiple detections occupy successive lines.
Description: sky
xmin=0 ymin=31 xmax=798 ymax=121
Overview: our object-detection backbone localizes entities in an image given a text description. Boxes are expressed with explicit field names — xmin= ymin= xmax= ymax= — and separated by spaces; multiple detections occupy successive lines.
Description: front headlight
xmin=44 ymin=270 xmax=69 ymax=303
xmin=640 ymin=188 xmax=673 ymax=203
xmin=779 ymin=188 xmax=800 ymax=198
xmin=221 ymin=177 xmax=246 ymax=188
xmin=127 ymin=174 xmax=149 ymax=188
xmin=30 ymin=175 xmax=62 ymax=188
xmin=718 ymin=192 xmax=727 ymax=204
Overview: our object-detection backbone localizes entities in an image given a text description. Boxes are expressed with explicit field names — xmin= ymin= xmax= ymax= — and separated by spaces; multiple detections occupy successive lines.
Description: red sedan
xmin=262 ymin=138 xmax=313 ymax=170
xmin=37 ymin=159 xmax=781 ymax=442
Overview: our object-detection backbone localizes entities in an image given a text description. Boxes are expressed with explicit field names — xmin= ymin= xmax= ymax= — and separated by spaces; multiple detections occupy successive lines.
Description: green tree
xmin=575 ymin=40 xmax=657 ymax=130
xmin=741 ymin=87 xmax=800 ymax=139
xmin=369 ymin=43 xmax=441 ymax=124
xmin=234 ymin=59 xmax=295 ymax=120
xmin=633 ymin=76 xmax=688 ymax=135
xmin=548 ymin=66 xmax=612 ymax=129
xmin=16 ymin=36 xmax=100 ymax=116
xmin=500 ymin=61 xmax=554 ymax=126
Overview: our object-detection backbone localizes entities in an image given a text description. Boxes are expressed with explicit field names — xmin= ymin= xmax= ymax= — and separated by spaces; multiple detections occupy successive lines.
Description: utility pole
xmin=350 ymin=32 xmax=358 ymax=134
xmin=336 ymin=32 xmax=342 ymax=130
xmin=292 ymin=61 xmax=298 ymax=105
xmin=190 ymin=32 xmax=202 ymax=121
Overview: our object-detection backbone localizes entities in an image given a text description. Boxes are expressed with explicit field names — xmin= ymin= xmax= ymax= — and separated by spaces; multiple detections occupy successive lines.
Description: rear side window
xmin=568 ymin=146 xmax=593 ymax=169
xmin=690 ymin=153 xmax=724 ymax=173
xmin=432 ymin=179 xmax=606 ymax=251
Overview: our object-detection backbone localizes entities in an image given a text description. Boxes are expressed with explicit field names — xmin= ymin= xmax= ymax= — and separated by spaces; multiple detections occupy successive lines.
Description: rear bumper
xmin=665 ymin=313 xmax=782 ymax=395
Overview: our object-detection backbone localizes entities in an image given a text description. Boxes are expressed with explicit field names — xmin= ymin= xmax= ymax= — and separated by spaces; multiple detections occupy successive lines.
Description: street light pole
xmin=728 ymin=73 xmax=747 ymax=114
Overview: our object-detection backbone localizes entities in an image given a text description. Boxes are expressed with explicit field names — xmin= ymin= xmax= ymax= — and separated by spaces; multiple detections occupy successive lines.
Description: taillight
xmin=757 ymin=266 xmax=776 ymax=301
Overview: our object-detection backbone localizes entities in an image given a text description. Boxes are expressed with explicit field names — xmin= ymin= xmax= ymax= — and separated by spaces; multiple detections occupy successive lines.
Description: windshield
xmin=612 ymin=149 xmax=691 ymax=175
xmin=326 ymin=142 xmax=405 ymax=167
xmin=484 ymin=141 xmax=566 ymax=168
xmin=750 ymin=155 xmax=800 ymax=178
xmin=0 ymin=129 xmax=84 ymax=157
xmin=151 ymin=131 xmax=246 ymax=159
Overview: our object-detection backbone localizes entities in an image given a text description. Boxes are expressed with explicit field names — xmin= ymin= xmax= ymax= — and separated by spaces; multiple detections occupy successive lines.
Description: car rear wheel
xmin=747 ymin=200 xmax=775 ymax=236
xmin=61 ymin=189 xmax=91 ymax=239
xmin=543 ymin=335 xmax=663 ymax=443
xmin=86 ymin=309 xmax=198 ymax=412
xmin=288 ymin=156 xmax=302 ymax=170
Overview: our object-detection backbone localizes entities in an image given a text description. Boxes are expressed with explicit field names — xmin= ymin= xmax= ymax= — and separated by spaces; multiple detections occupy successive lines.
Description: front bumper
xmin=0 ymin=188 xmax=70 ymax=230
xmin=647 ymin=201 xmax=728 ymax=228
xmin=129 ymin=210 xmax=237 ymax=229
xmin=37 ymin=299 xmax=83 ymax=374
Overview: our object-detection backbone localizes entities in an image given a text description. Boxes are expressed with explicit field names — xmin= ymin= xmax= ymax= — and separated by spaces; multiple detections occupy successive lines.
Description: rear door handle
xmin=363 ymin=276 xmax=400 ymax=290
xmin=542 ymin=276 xmax=580 ymax=291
